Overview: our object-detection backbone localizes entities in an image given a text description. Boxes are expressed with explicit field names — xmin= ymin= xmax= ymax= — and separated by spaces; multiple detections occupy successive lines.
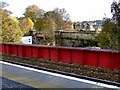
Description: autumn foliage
xmin=0 ymin=2 xmax=23 ymax=43
xmin=19 ymin=18 xmax=34 ymax=35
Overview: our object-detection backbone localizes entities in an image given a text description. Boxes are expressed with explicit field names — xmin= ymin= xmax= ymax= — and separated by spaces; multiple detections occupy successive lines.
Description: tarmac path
xmin=0 ymin=61 xmax=118 ymax=89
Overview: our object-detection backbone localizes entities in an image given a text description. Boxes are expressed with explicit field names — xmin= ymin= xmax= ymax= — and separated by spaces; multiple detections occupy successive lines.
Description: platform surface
xmin=0 ymin=61 xmax=109 ymax=89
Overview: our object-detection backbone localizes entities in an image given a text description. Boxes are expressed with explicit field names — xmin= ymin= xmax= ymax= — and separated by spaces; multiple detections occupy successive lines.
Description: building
xmin=73 ymin=20 xmax=103 ymax=32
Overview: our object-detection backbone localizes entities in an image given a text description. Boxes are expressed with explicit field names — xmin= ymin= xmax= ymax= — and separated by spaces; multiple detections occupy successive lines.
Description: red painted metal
xmin=98 ymin=51 xmax=112 ymax=69
xmin=2 ymin=44 xmax=5 ymax=54
xmin=9 ymin=45 xmax=17 ymax=56
xmin=5 ymin=44 xmax=10 ymax=55
xmin=59 ymin=48 xmax=71 ymax=63
xmin=32 ymin=46 xmax=38 ymax=59
xmin=83 ymin=51 xmax=98 ymax=67
xmin=1 ymin=43 xmax=120 ymax=70
xmin=111 ymin=53 xmax=120 ymax=69
xmin=22 ymin=46 xmax=32 ymax=58
xmin=17 ymin=45 xmax=23 ymax=57
xmin=0 ymin=44 xmax=2 ymax=53
xmin=49 ymin=47 xmax=58 ymax=61
xmin=71 ymin=49 xmax=84 ymax=65
xmin=38 ymin=47 xmax=49 ymax=60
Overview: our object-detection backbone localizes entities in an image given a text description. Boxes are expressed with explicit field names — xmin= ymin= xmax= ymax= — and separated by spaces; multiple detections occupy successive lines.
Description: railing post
xmin=48 ymin=48 xmax=50 ymax=60
xmin=22 ymin=45 xmax=24 ymax=58
xmin=2 ymin=44 xmax=5 ymax=54
xmin=96 ymin=51 xmax=99 ymax=67
xmin=57 ymin=48 xmax=60 ymax=62
xmin=82 ymin=50 xmax=85 ymax=66
xmin=6 ymin=44 xmax=8 ymax=55
xmin=70 ymin=49 xmax=72 ymax=63
xmin=0 ymin=43 xmax=2 ymax=53
xmin=16 ymin=44 xmax=18 ymax=56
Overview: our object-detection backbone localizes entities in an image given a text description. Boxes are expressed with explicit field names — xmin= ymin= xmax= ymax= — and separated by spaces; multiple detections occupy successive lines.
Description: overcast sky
xmin=2 ymin=0 xmax=115 ymax=21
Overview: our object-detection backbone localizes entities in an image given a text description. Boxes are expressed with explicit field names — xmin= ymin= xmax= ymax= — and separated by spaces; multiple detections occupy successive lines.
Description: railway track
xmin=0 ymin=59 xmax=120 ymax=88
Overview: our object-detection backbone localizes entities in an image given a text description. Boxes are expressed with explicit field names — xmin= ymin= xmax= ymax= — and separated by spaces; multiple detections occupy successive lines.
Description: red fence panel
xmin=49 ymin=47 xmax=58 ymax=61
xmin=9 ymin=45 xmax=17 ymax=56
xmin=5 ymin=44 xmax=10 ymax=55
xmin=98 ymin=51 xmax=112 ymax=69
xmin=111 ymin=53 xmax=120 ymax=69
xmin=17 ymin=45 xmax=23 ymax=57
xmin=0 ymin=44 xmax=2 ymax=53
xmin=38 ymin=47 xmax=49 ymax=60
xmin=83 ymin=51 xmax=98 ymax=67
xmin=2 ymin=44 xmax=5 ymax=54
xmin=71 ymin=49 xmax=84 ymax=65
xmin=32 ymin=46 xmax=39 ymax=59
xmin=58 ymin=48 xmax=71 ymax=63
xmin=22 ymin=45 xmax=32 ymax=58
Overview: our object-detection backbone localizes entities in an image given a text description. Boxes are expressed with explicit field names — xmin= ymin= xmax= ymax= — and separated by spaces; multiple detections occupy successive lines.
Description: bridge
xmin=55 ymin=31 xmax=98 ymax=47
xmin=0 ymin=43 xmax=120 ymax=70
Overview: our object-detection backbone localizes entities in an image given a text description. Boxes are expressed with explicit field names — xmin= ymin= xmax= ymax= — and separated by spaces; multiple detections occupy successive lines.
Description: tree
xmin=41 ymin=18 xmax=55 ymax=45
xmin=24 ymin=5 xmax=45 ymax=22
xmin=54 ymin=8 xmax=71 ymax=22
xmin=0 ymin=1 xmax=9 ymax=8
xmin=96 ymin=1 xmax=120 ymax=50
xmin=43 ymin=18 xmax=55 ymax=37
xmin=111 ymin=1 xmax=120 ymax=50
xmin=35 ymin=17 xmax=55 ymax=45
xmin=19 ymin=17 xmax=34 ymax=35
xmin=35 ymin=18 xmax=47 ymax=31
xmin=111 ymin=1 xmax=120 ymax=26
xmin=0 ymin=2 xmax=23 ymax=43
xmin=97 ymin=19 xmax=118 ymax=50
xmin=44 ymin=11 xmax=64 ymax=30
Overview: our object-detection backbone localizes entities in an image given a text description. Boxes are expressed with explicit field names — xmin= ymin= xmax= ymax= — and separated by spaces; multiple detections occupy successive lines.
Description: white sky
xmin=2 ymin=0 xmax=114 ymax=22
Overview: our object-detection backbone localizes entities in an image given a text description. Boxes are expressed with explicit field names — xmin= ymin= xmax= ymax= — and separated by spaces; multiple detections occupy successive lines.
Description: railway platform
xmin=0 ymin=60 xmax=119 ymax=89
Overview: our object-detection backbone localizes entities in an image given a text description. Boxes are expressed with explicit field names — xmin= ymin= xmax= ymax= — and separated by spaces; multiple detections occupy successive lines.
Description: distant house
xmin=64 ymin=22 xmax=75 ymax=31
xmin=97 ymin=24 xmax=103 ymax=31
xmin=75 ymin=22 xmax=81 ymax=30
xmin=89 ymin=25 xmax=96 ymax=31
xmin=79 ymin=22 xmax=90 ymax=31
xmin=89 ymin=24 xmax=102 ymax=31
xmin=73 ymin=20 xmax=103 ymax=32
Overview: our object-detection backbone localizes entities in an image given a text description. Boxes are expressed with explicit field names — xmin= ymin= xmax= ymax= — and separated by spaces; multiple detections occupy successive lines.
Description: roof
xmin=36 ymin=33 xmax=44 ymax=37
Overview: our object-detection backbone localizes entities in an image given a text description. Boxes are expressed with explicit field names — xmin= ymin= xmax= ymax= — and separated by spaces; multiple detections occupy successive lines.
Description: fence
xmin=0 ymin=43 xmax=120 ymax=70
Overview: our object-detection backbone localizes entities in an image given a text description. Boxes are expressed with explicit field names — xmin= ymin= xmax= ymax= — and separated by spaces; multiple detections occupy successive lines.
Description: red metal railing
xmin=0 ymin=43 xmax=120 ymax=70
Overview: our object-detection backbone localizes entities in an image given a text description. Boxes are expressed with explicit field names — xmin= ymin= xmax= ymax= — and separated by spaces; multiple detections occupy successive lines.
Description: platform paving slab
xmin=1 ymin=62 xmax=106 ymax=88
xmin=1 ymin=71 xmax=61 ymax=88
